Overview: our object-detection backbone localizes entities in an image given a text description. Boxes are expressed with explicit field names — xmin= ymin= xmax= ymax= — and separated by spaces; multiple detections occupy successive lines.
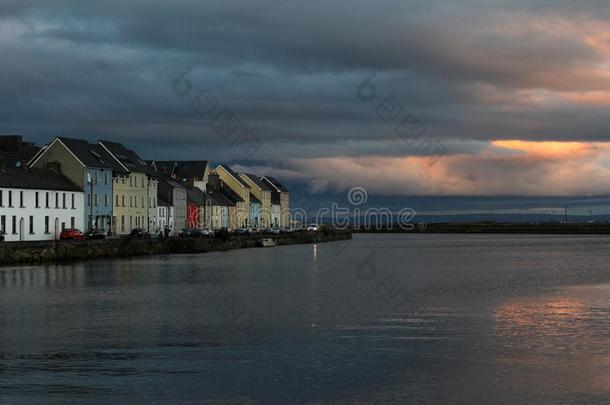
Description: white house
xmin=157 ymin=200 xmax=174 ymax=235
xmin=0 ymin=167 xmax=84 ymax=242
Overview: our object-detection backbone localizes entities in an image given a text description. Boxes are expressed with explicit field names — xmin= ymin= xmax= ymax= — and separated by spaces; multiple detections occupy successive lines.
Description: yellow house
xmin=214 ymin=165 xmax=250 ymax=228
xmin=261 ymin=176 xmax=290 ymax=228
xmin=239 ymin=172 xmax=272 ymax=228
xmin=99 ymin=140 xmax=157 ymax=234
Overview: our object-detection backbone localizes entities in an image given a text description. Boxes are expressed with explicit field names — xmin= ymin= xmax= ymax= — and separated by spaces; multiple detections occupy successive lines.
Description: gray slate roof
xmin=99 ymin=140 xmax=152 ymax=174
xmin=57 ymin=137 xmax=127 ymax=173
xmin=241 ymin=172 xmax=272 ymax=191
xmin=0 ymin=167 xmax=81 ymax=191
xmin=187 ymin=187 xmax=206 ymax=205
xmin=206 ymin=189 xmax=236 ymax=207
xmin=155 ymin=161 xmax=209 ymax=180
xmin=261 ymin=176 xmax=288 ymax=192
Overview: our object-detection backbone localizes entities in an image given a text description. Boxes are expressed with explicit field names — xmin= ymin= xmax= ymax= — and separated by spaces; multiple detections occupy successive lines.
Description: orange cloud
xmin=272 ymin=140 xmax=610 ymax=197
xmin=491 ymin=140 xmax=600 ymax=159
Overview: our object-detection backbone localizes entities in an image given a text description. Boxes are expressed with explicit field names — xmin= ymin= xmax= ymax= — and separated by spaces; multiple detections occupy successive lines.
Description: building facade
xmin=215 ymin=165 xmax=250 ymax=227
xmin=99 ymin=140 xmax=158 ymax=234
xmin=28 ymin=137 xmax=121 ymax=232
xmin=261 ymin=176 xmax=290 ymax=228
xmin=157 ymin=176 xmax=187 ymax=235
xmin=0 ymin=168 xmax=84 ymax=242
xmin=239 ymin=173 xmax=272 ymax=228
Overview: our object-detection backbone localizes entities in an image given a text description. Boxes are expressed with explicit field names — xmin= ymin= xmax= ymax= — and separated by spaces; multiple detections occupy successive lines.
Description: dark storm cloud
xmin=2 ymin=0 xmax=610 ymax=196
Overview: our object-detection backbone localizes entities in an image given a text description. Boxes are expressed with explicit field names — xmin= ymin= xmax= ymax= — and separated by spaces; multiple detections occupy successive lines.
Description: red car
xmin=60 ymin=228 xmax=84 ymax=240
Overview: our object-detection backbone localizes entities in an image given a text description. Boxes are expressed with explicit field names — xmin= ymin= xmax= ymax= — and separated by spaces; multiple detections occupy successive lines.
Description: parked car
xmin=84 ymin=229 xmax=107 ymax=240
xmin=60 ymin=228 xmax=84 ymax=240
xmin=130 ymin=228 xmax=149 ymax=239
xmin=263 ymin=228 xmax=281 ymax=235
xmin=179 ymin=228 xmax=204 ymax=238
xmin=234 ymin=227 xmax=253 ymax=235
xmin=201 ymin=228 xmax=215 ymax=237
xmin=307 ymin=223 xmax=320 ymax=231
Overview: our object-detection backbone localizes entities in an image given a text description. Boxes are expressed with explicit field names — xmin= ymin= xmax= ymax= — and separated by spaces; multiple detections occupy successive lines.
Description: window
xmin=45 ymin=216 xmax=49 ymax=234
xmin=94 ymin=172 xmax=98 ymax=184
xmin=12 ymin=216 xmax=16 ymax=234
xmin=8 ymin=190 xmax=13 ymax=207
xmin=104 ymin=172 xmax=109 ymax=185
xmin=71 ymin=194 xmax=75 ymax=209
xmin=55 ymin=193 xmax=59 ymax=208
xmin=46 ymin=192 xmax=50 ymax=208
xmin=130 ymin=196 xmax=133 ymax=207
xmin=0 ymin=215 xmax=5 ymax=233
xmin=29 ymin=216 xmax=34 ymax=234
xmin=121 ymin=215 xmax=125 ymax=231
xmin=105 ymin=194 xmax=109 ymax=207
xmin=116 ymin=195 xmax=119 ymax=207
xmin=122 ymin=195 xmax=125 ymax=207
xmin=88 ymin=193 xmax=92 ymax=206
xmin=62 ymin=193 xmax=66 ymax=209
xmin=142 ymin=196 xmax=145 ymax=208
xmin=0 ymin=190 xmax=3 ymax=206
xmin=129 ymin=215 xmax=132 ymax=228
xmin=35 ymin=192 xmax=39 ymax=208
xmin=94 ymin=194 xmax=98 ymax=206
xmin=19 ymin=191 xmax=24 ymax=208
xmin=70 ymin=217 xmax=75 ymax=229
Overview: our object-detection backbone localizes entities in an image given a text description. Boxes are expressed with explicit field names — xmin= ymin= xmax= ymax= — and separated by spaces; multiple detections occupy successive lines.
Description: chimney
xmin=207 ymin=174 xmax=220 ymax=190
xmin=46 ymin=161 xmax=61 ymax=174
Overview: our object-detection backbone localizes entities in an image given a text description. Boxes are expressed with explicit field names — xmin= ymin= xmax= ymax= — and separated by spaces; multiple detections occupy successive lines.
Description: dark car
xmin=179 ymin=228 xmax=204 ymax=238
xmin=84 ymin=229 xmax=106 ymax=240
xmin=60 ymin=229 xmax=84 ymax=240
xmin=182 ymin=228 xmax=215 ymax=238
xmin=130 ymin=228 xmax=149 ymax=239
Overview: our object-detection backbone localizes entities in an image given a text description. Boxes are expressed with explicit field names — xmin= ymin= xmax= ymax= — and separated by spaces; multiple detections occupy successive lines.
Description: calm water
xmin=1 ymin=234 xmax=610 ymax=404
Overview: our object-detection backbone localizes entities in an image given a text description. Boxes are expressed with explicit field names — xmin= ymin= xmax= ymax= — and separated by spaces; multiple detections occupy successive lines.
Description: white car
xmin=307 ymin=223 xmax=320 ymax=231
xmin=201 ymin=228 xmax=215 ymax=237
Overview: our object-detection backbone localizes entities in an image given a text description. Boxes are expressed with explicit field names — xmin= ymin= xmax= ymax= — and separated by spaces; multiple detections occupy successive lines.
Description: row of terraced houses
xmin=0 ymin=135 xmax=289 ymax=242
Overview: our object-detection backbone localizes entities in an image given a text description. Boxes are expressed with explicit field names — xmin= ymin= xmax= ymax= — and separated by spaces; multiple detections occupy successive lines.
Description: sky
xmin=2 ymin=0 xmax=610 ymax=213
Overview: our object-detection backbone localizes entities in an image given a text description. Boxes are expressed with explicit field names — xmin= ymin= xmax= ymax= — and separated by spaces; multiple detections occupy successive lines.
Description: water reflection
xmin=494 ymin=285 xmax=610 ymax=395
xmin=2 ymin=235 xmax=610 ymax=403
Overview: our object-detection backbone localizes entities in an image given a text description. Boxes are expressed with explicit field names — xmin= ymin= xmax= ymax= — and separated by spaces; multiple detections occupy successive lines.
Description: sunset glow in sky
xmin=1 ymin=1 xmax=610 ymax=200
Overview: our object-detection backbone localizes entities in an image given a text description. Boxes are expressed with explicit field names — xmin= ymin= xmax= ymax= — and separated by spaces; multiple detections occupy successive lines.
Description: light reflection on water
xmin=1 ymin=234 xmax=610 ymax=403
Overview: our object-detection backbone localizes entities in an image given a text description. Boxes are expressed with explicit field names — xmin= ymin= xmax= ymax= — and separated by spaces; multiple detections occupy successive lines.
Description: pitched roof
xmin=154 ymin=160 xmax=209 ymax=180
xmin=187 ymin=187 xmax=206 ymax=205
xmin=0 ymin=150 xmax=40 ymax=169
xmin=151 ymin=160 xmax=176 ymax=176
xmin=56 ymin=137 xmax=126 ymax=172
xmin=261 ymin=176 xmax=288 ymax=192
xmin=0 ymin=167 xmax=81 ymax=191
xmin=98 ymin=140 xmax=152 ymax=174
xmin=217 ymin=164 xmax=249 ymax=188
xmin=206 ymin=189 xmax=235 ymax=207
xmin=218 ymin=185 xmax=243 ymax=204
xmin=241 ymin=172 xmax=272 ymax=191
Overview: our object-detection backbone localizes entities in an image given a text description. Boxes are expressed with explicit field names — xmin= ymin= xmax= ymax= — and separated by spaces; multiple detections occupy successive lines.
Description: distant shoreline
xmin=0 ymin=230 xmax=352 ymax=267
xmin=355 ymin=222 xmax=610 ymax=235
